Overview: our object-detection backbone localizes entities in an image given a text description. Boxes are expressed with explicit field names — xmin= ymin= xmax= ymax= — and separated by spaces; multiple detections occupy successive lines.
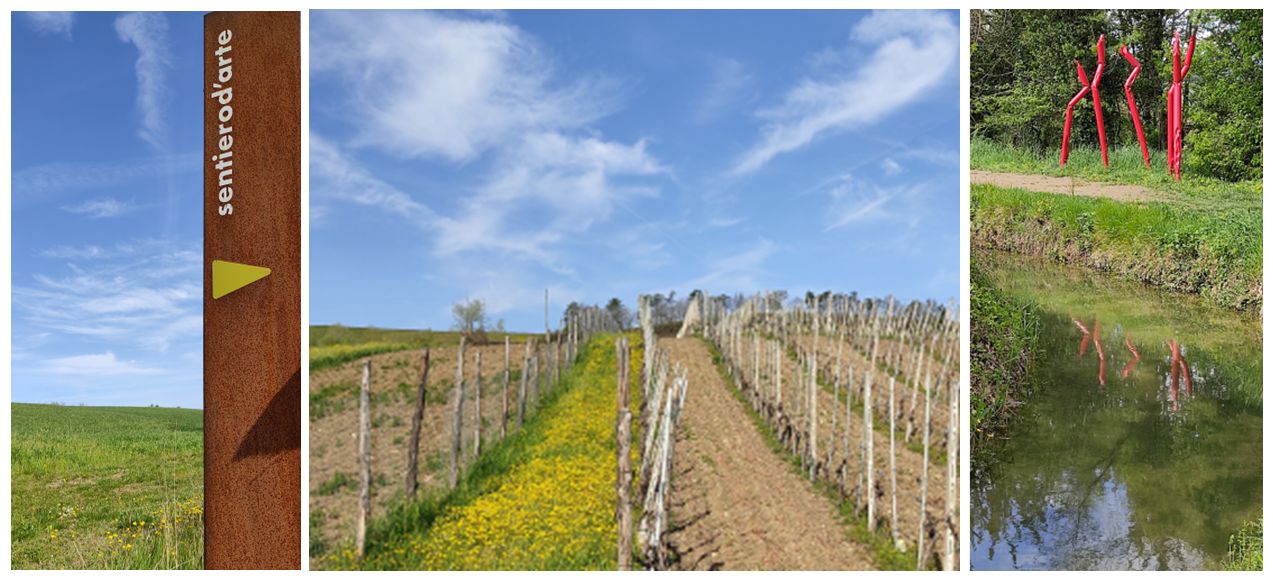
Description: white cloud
xmin=880 ymin=158 xmax=903 ymax=176
xmin=35 ymin=352 xmax=162 ymax=377
xmin=310 ymin=134 xmax=435 ymax=223
xmin=23 ymin=12 xmax=74 ymax=38
xmin=114 ymin=12 xmax=171 ymax=149
xmin=433 ymin=132 xmax=664 ymax=261
xmin=15 ymin=239 xmax=201 ymax=352
xmin=729 ymin=10 xmax=956 ymax=175
xmin=312 ymin=10 xmax=616 ymax=162
xmin=61 ymin=197 xmax=133 ymax=218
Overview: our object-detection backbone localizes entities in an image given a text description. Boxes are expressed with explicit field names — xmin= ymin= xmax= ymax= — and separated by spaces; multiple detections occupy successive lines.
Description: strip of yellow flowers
xmin=363 ymin=332 xmax=641 ymax=570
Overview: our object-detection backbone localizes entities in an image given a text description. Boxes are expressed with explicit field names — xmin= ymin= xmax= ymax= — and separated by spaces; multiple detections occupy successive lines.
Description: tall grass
xmin=969 ymin=261 xmax=1040 ymax=440
xmin=1222 ymin=518 xmax=1262 ymax=571
xmin=11 ymin=404 xmax=203 ymax=569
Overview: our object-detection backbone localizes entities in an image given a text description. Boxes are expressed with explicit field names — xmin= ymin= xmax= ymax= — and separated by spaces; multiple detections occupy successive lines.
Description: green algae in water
xmin=971 ymin=253 xmax=1262 ymax=570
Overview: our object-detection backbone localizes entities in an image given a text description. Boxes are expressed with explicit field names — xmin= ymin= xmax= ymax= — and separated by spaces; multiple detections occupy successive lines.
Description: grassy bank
xmin=315 ymin=333 xmax=638 ymax=570
xmin=969 ymin=262 xmax=1040 ymax=442
xmin=11 ymin=404 xmax=203 ymax=569
xmin=971 ymin=182 xmax=1261 ymax=311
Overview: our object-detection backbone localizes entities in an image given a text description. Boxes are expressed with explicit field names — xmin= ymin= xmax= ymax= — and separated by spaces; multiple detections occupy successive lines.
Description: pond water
xmin=971 ymin=253 xmax=1262 ymax=571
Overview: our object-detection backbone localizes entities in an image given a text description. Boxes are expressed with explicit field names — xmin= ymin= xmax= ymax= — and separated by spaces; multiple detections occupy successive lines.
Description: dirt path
xmin=730 ymin=331 xmax=957 ymax=565
xmin=972 ymin=170 xmax=1165 ymax=202
xmin=661 ymin=337 xmax=872 ymax=570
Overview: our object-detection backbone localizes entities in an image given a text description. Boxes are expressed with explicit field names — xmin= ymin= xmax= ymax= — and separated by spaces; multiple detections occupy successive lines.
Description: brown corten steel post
xmin=203 ymin=12 xmax=301 ymax=569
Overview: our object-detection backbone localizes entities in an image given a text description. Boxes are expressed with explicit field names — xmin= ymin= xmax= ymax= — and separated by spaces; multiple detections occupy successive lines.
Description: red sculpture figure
xmin=1119 ymin=44 xmax=1151 ymax=168
xmin=1090 ymin=35 xmax=1109 ymax=167
xmin=1061 ymin=36 xmax=1108 ymax=167
xmin=1060 ymin=62 xmax=1091 ymax=167
xmin=1167 ymin=32 xmax=1196 ymax=181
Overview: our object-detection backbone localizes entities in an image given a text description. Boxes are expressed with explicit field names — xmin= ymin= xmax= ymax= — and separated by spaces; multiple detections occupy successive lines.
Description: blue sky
xmin=11 ymin=12 xmax=203 ymax=407
xmin=314 ymin=9 xmax=961 ymax=333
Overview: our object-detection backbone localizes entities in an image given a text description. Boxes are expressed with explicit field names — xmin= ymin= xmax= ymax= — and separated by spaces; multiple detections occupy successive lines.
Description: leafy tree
xmin=451 ymin=298 xmax=489 ymax=341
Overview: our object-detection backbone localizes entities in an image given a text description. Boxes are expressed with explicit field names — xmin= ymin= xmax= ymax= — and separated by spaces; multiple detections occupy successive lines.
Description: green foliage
xmin=11 ymin=404 xmax=203 ymax=569
xmin=971 ymin=9 xmax=1261 ymax=182
xmin=1222 ymin=518 xmax=1262 ymax=570
xmin=969 ymin=263 xmax=1040 ymax=441
xmin=1184 ymin=10 xmax=1263 ymax=182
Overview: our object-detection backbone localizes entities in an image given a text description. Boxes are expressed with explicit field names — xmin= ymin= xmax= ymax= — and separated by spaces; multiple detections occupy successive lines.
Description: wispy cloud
xmin=310 ymin=135 xmax=435 ymax=223
xmin=23 ymin=12 xmax=75 ymax=38
xmin=880 ymin=158 xmax=903 ymax=176
xmin=677 ymin=238 xmax=778 ymax=293
xmin=114 ymin=12 xmax=171 ymax=149
xmin=729 ymin=10 xmax=956 ymax=175
xmin=693 ymin=57 xmax=754 ymax=124
xmin=34 ymin=352 xmax=163 ymax=377
xmin=12 ymin=153 xmax=199 ymax=202
xmin=312 ymin=10 xmax=617 ymax=162
xmin=820 ymin=174 xmax=934 ymax=231
xmin=15 ymin=239 xmax=201 ymax=352
xmin=61 ymin=197 xmax=134 ymax=218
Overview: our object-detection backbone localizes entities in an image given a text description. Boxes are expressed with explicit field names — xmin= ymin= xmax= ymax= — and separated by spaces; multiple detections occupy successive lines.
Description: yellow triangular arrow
xmin=212 ymin=260 xmax=271 ymax=299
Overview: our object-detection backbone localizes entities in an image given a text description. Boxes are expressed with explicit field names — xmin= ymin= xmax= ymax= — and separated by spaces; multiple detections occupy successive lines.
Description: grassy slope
xmin=969 ymin=262 xmax=1039 ymax=442
xmin=11 ymin=404 xmax=203 ymax=569
xmin=316 ymin=334 xmax=638 ymax=570
xmin=309 ymin=326 xmax=544 ymax=372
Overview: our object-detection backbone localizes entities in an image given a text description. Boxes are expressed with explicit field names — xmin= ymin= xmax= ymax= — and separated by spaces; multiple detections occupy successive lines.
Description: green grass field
xmin=11 ymin=403 xmax=203 ymax=569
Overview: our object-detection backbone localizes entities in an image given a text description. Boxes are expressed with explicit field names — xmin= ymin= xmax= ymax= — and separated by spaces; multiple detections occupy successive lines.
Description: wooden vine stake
xmin=501 ymin=337 xmax=510 ymax=439
xmin=889 ymin=376 xmax=899 ymax=548
xmin=450 ymin=337 xmax=466 ymax=489
xmin=405 ymin=348 xmax=430 ymax=498
xmin=615 ymin=337 xmax=633 ymax=570
xmin=474 ymin=350 xmax=482 ymax=456
xmin=355 ymin=360 xmax=372 ymax=558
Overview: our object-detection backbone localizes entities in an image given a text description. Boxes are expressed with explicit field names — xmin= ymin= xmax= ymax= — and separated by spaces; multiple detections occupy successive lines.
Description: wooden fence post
xmin=474 ymin=350 xmax=482 ymax=456
xmin=918 ymin=368 xmax=932 ymax=569
xmin=501 ymin=337 xmax=510 ymax=440
xmin=450 ymin=337 xmax=466 ymax=489
xmin=355 ymin=360 xmax=372 ymax=558
xmin=517 ymin=340 xmax=531 ymax=429
xmin=405 ymin=348 xmax=430 ymax=498
xmin=615 ymin=338 xmax=633 ymax=570
xmin=944 ymin=374 xmax=957 ymax=571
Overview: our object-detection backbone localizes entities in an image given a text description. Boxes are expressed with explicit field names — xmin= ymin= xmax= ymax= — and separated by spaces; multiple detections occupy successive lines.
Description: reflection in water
xmin=972 ymin=254 xmax=1261 ymax=571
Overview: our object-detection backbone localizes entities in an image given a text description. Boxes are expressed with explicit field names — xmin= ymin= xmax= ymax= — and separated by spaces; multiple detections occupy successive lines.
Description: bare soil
xmin=729 ymin=332 xmax=958 ymax=564
xmin=309 ymin=342 xmax=539 ymax=554
xmin=971 ymin=170 xmax=1165 ymax=202
xmin=661 ymin=337 xmax=872 ymax=570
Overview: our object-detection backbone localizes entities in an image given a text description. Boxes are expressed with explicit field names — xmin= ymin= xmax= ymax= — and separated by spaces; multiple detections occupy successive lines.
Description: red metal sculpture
xmin=1119 ymin=44 xmax=1151 ymax=168
xmin=1167 ymin=32 xmax=1196 ymax=181
xmin=1061 ymin=36 xmax=1108 ymax=167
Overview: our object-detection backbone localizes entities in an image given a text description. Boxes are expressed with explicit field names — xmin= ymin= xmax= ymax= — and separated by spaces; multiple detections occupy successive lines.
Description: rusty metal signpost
xmin=203 ymin=11 xmax=301 ymax=569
